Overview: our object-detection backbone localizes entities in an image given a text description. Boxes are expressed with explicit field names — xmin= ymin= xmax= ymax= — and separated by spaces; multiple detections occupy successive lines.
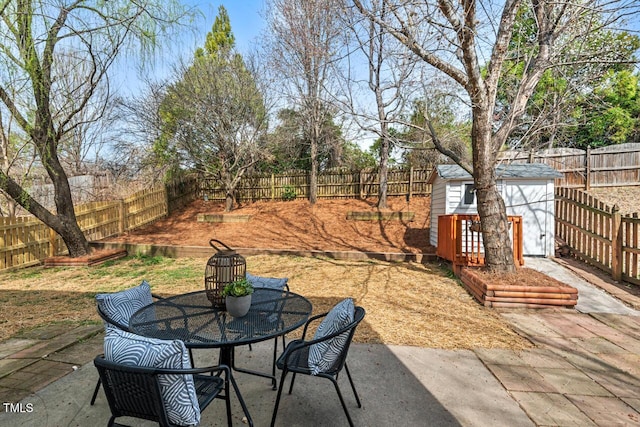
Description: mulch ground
xmin=108 ymin=196 xmax=435 ymax=254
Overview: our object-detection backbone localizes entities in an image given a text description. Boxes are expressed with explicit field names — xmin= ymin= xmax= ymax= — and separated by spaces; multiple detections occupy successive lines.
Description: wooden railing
xmin=436 ymin=214 xmax=524 ymax=267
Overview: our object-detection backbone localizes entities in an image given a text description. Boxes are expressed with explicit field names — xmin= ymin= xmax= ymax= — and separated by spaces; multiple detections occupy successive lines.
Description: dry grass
xmin=0 ymin=254 xmax=531 ymax=350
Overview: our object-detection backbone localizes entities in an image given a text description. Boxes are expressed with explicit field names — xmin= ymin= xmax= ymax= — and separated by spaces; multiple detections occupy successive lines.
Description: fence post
xmin=611 ymin=204 xmax=622 ymax=281
xmin=118 ymin=199 xmax=126 ymax=234
xmin=49 ymin=227 xmax=56 ymax=257
xmin=585 ymin=145 xmax=591 ymax=191
xmin=359 ymin=169 xmax=365 ymax=199
xmin=271 ymin=174 xmax=275 ymax=201
xmin=408 ymin=167 xmax=414 ymax=201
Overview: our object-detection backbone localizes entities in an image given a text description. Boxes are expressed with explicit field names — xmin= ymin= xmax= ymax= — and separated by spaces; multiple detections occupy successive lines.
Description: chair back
xmin=94 ymin=355 xmax=174 ymax=426
xmin=318 ymin=306 xmax=365 ymax=375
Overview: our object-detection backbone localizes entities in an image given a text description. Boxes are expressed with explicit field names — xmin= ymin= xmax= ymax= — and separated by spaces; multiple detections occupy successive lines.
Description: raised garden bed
xmin=459 ymin=266 xmax=578 ymax=309
xmin=44 ymin=248 xmax=127 ymax=267
xmin=346 ymin=211 xmax=414 ymax=221
xmin=197 ymin=214 xmax=252 ymax=223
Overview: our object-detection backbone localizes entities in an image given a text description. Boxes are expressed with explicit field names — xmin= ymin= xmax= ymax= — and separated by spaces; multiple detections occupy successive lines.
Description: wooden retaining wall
xmin=460 ymin=267 xmax=578 ymax=308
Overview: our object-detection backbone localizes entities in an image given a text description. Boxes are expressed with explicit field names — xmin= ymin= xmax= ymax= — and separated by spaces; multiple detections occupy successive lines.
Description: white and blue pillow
xmin=96 ymin=280 xmax=153 ymax=329
xmin=247 ymin=273 xmax=288 ymax=321
xmin=246 ymin=273 xmax=288 ymax=290
xmin=104 ymin=328 xmax=200 ymax=426
xmin=308 ymin=298 xmax=355 ymax=375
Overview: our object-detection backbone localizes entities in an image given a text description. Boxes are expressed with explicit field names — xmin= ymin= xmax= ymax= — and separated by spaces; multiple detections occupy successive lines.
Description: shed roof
xmin=430 ymin=163 xmax=563 ymax=183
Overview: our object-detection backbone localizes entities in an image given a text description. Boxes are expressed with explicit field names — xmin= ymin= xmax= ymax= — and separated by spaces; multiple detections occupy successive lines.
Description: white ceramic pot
xmin=225 ymin=295 xmax=251 ymax=317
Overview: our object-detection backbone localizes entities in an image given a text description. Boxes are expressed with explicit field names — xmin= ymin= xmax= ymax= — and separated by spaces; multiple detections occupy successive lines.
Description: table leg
xmin=220 ymin=347 xmax=254 ymax=427
xmin=230 ymin=346 xmax=277 ymax=389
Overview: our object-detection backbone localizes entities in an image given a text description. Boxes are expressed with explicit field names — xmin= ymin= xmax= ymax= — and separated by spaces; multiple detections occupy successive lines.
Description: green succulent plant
xmin=222 ymin=278 xmax=254 ymax=297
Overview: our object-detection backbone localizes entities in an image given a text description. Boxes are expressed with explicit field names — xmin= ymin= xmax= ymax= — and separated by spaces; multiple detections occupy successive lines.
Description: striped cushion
xmin=96 ymin=280 xmax=153 ymax=329
xmin=246 ymin=273 xmax=288 ymax=290
xmin=308 ymin=298 xmax=355 ymax=375
xmin=104 ymin=328 xmax=200 ymax=426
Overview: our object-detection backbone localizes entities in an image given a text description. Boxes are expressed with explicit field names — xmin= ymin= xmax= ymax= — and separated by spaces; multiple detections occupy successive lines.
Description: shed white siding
xmin=429 ymin=177 xmax=447 ymax=247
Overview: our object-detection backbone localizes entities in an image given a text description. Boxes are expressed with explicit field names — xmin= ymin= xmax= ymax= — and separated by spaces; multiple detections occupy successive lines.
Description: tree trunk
xmin=378 ymin=133 xmax=389 ymax=209
xmin=0 ymin=170 xmax=89 ymax=257
xmin=473 ymin=112 xmax=515 ymax=273
xmin=309 ymin=123 xmax=319 ymax=205
xmin=225 ymin=194 xmax=234 ymax=212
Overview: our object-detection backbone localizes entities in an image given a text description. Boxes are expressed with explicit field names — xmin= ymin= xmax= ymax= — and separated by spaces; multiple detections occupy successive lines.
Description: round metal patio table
xmin=129 ymin=288 xmax=312 ymax=427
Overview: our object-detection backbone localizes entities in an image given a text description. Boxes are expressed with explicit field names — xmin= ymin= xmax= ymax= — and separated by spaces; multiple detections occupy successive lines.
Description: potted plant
xmin=222 ymin=278 xmax=254 ymax=317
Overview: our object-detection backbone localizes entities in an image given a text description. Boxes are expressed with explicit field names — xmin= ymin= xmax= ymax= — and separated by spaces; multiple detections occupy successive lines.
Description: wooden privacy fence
xmin=199 ymin=167 xmax=432 ymax=202
xmin=555 ymin=187 xmax=640 ymax=285
xmin=0 ymin=185 xmax=171 ymax=271
xmin=500 ymin=142 xmax=640 ymax=189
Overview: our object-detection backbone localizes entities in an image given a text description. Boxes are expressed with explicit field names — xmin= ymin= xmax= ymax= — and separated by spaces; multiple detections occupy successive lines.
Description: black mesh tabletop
xmin=129 ymin=288 xmax=312 ymax=349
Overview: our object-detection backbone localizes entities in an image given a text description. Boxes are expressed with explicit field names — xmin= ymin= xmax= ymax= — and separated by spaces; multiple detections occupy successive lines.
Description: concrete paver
xmin=0 ymin=324 xmax=102 ymax=405
xmin=598 ymin=352 xmax=640 ymax=377
xmin=511 ymin=391 xmax=598 ymax=427
xmin=624 ymin=397 xmax=640 ymax=414
xmin=2 ymin=359 xmax=75 ymax=393
xmin=525 ymin=257 xmax=639 ymax=315
xmin=570 ymin=336 xmax=629 ymax=354
xmin=484 ymin=364 xmax=558 ymax=392
xmin=591 ymin=313 xmax=640 ymax=340
xmin=0 ymin=339 xmax=39 ymax=359
xmin=566 ymin=395 xmax=640 ymax=426
xmin=536 ymin=368 xmax=613 ymax=396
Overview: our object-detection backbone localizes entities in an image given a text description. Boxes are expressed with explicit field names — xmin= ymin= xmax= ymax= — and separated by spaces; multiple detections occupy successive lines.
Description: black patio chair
xmin=270 ymin=305 xmax=366 ymax=427
xmin=94 ymin=355 xmax=232 ymax=427
xmin=91 ymin=283 xmax=190 ymax=406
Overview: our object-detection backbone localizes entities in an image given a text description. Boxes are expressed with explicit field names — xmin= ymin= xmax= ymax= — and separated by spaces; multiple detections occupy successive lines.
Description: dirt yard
xmin=587 ymin=185 xmax=640 ymax=215
xmin=111 ymin=196 xmax=435 ymax=254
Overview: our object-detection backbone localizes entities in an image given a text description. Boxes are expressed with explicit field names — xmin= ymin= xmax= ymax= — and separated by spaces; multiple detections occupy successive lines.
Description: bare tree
xmin=52 ymin=54 xmax=120 ymax=176
xmin=0 ymin=108 xmax=39 ymax=217
xmin=352 ymin=0 xmax=640 ymax=273
xmin=0 ymin=0 xmax=192 ymax=256
xmin=265 ymin=0 xmax=344 ymax=204
xmin=343 ymin=1 xmax=416 ymax=208
xmin=110 ymin=80 xmax=169 ymax=191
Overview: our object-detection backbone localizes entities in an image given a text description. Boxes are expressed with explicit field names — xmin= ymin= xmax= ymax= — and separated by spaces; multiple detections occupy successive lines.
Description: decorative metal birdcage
xmin=204 ymin=239 xmax=246 ymax=308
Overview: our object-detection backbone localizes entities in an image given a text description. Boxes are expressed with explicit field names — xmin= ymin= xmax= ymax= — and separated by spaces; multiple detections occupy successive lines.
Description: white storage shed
xmin=428 ymin=163 xmax=563 ymax=257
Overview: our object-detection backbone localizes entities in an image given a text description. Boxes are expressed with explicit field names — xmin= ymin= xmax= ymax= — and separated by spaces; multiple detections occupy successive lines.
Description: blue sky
xmin=188 ymin=1 xmax=266 ymax=54
xmin=115 ymin=1 xmax=266 ymax=96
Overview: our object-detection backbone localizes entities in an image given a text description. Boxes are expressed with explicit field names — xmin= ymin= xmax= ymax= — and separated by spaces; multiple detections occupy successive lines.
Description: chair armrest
xmin=281 ymin=318 xmax=355 ymax=367
xmin=95 ymin=355 xmax=230 ymax=378
xmin=300 ymin=311 xmax=329 ymax=339
xmin=152 ymin=364 xmax=231 ymax=378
